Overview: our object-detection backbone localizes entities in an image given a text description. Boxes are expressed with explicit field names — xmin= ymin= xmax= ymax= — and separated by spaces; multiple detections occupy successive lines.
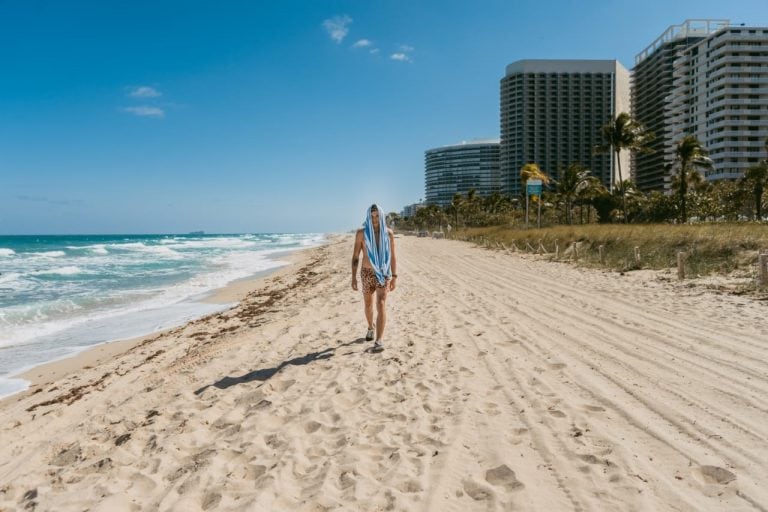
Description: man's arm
xmin=351 ymin=230 xmax=362 ymax=290
xmin=388 ymin=229 xmax=397 ymax=290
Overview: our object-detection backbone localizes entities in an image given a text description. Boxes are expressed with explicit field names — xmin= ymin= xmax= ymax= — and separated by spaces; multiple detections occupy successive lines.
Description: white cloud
xmin=121 ymin=106 xmax=165 ymax=118
xmin=352 ymin=39 xmax=372 ymax=48
xmin=128 ymin=86 xmax=161 ymax=98
xmin=399 ymin=44 xmax=415 ymax=53
xmin=370 ymin=48 xmax=380 ymax=55
xmin=323 ymin=15 xmax=352 ymax=43
xmin=390 ymin=52 xmax=412 ymax=62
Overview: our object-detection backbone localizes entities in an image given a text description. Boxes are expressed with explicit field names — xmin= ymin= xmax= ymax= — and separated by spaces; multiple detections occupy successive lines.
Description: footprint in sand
xmin=396 ymin=479 xmax=423 ymax=493
xmin=50 ymin=443 xmax=82 ymax=467
xmin=584 ymin=405 xmax=605 ymax=413
xmin=202 ymin=492 xmax=221 ymax=510
xmin=578 ymin=454 xmax=615 ymax=467
xmin=698 ymin=465 xmax=736 ymax=485
xmin=548 ymin=363 xmax=567 ymax=370
xmin=485 ymin=465 xmax=525 ymax=491
xmin=548 ymin=409 xmax=566 ymax=418
xmin=339 ymin=471 xmax=356 ymax=490
xmin=462 ymin=479 xmax=495 ymax=501
xmin=79 ymin=457 xmax=113 ymax=475
xmin=270 ymin=379 xmax=295 ymax=393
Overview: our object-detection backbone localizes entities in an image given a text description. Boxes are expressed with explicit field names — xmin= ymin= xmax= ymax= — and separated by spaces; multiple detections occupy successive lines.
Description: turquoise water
xmin=0 ymin=233 xmax=324 ymax=398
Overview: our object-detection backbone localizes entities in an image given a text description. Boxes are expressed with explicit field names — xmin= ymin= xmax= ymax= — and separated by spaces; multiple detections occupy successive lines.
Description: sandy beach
xmin=1 ymin=234 xmax=767 ymax=511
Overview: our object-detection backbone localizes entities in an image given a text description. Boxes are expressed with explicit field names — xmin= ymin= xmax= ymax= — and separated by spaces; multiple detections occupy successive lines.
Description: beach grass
xmin=452 ymin=223 xmax=768 ymax=276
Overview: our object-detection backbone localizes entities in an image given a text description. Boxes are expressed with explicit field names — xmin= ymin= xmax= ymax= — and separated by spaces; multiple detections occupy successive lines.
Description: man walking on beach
xmin=351 ymin=204 xmax=397 ymax=352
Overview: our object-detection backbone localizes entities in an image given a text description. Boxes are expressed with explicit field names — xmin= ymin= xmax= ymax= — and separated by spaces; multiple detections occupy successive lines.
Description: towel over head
xmin=363 ymin=204 xmax=392 ymax=285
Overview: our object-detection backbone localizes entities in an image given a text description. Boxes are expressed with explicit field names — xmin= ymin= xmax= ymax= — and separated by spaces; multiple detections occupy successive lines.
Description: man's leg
xmin=375 ymin=285 xmax=388 ymax=341
xmin=363 ymin=290 xmax=374 ymax=329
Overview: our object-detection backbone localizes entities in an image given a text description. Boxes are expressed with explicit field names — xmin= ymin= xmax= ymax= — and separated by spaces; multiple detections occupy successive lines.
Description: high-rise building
xmin=668 ymin=25 xmax=768 ymax=184
xmin=499 ymin=60 xmax=630 ymax=197
xmin=424 ymin=139 xmax=500 ymax=207
xmin=631 ymin=19 xmax=730 ymax=192
xmin=400 ymin=202 xmax=425 ymax=219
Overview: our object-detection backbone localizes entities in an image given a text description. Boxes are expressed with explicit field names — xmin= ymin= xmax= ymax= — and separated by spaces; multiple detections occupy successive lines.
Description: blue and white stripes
xmin=363 ymin=205 xmax=391 ymax=285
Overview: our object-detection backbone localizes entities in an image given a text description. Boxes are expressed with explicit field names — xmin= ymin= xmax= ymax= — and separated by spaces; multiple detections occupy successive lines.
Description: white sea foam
xmin=34 ymin=266 xmax=84 ymax=276
xmin=0 ymin=248 xmax=16 ymax=257
xmin=165 ymin=238 xmax=258 ymax=250
xmin=113 ymin=242 xmax=183 ymax=258
xmin=0 ymin=272 xmax=22 ymax=286
xmin=32 ymin=250 xmax=66 ymax=258
xmin=0 ymin=378 xmax=29 ymax=400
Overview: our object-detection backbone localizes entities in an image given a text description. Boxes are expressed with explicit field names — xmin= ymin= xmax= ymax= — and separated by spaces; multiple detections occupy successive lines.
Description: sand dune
xmin=1 ymin=235 xmax=767 ymax=511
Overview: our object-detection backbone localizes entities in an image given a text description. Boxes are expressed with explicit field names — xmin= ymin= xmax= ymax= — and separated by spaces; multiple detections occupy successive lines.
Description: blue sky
xmin=0 ymin=0 xmax=764 ymax=234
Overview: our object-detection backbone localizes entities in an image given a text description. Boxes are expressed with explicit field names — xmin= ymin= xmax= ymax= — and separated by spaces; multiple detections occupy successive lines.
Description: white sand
xmin=1 ymin=235 xmax=767 ymax=511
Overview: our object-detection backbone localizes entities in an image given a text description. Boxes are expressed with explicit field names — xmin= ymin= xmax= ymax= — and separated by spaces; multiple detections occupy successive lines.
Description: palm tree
xmin=671 ymin=136 xmax=713 ymax=223
xmin=743 ymin=162 xmax=768 ymax=221
xmin=576 ymin=176 xmax=606 ymax=224
xmin=520 ymin=163 xmax=550 ymax=188
xmin=450 ymin=192 xmax=463 ymax=228
xmin=555 ymin=163 xmax=592 ymax=224
xmin=464 ymin=188 xmax=482 ymax=226
xmin=595 ymin=112 xmax=654 ymax=222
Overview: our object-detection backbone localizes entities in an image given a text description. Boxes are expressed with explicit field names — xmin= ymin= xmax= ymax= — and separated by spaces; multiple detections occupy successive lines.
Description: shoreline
xmin=1 ymin=241 xmax=322 ymax=405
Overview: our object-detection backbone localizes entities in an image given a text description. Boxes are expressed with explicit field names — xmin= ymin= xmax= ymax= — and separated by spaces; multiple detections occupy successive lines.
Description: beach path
xmin=1 ymin=235 xmax=767 ymax=511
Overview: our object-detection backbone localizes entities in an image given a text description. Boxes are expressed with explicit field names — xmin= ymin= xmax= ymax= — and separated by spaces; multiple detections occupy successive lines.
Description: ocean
xmin=0 ymin=233 xmax=324 ymax=398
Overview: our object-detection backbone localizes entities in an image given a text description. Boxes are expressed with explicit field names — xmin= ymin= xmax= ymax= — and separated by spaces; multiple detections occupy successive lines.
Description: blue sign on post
xmin=525 ymin=178 xmax=543 ymax=229
xmin=526 ymin=179 xmax=543 ymax=197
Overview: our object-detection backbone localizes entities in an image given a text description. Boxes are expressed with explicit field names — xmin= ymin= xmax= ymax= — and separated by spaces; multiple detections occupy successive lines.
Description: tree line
xmin=392 ymin=114 xmax=768 ymax=231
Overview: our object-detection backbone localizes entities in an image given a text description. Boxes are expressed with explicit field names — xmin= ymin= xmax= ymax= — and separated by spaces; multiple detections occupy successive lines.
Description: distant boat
xmin=188 ymin=231 xmax=205 ymax=235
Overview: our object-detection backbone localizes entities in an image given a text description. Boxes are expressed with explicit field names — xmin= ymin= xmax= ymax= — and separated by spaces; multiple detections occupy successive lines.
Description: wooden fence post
xmin=634 ymin=246 xmax=641 ymax=266
xmin=677 ymin=251 xmax=686 ymax=280
xmin=598 ymin=245 xmax=605 ymax=265
xmin=573 ymin=242 xmax=579 ymax=261
xmin=538 ymin=239 xmax=545 ymax=255
xmin=554 ymin=239 xmax=560 ymax=259
xmin=759 ymin=252 xmax=768 ymax=287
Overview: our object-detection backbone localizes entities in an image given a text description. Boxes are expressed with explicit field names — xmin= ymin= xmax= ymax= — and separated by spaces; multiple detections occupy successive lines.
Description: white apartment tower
xmin=668 ymin=25 xmax=768 ymax=184
xmin=631 ymin=20 xmax=728 ymax=192
xmin=500 ymin=60 xmax=631 ymax=197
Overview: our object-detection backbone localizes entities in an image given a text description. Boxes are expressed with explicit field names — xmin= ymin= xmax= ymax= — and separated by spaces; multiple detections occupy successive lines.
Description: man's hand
xmin=389 ymin=277 xmax=397 ymax=291
xmin=351 ymin=277 xmax=358 ymax=291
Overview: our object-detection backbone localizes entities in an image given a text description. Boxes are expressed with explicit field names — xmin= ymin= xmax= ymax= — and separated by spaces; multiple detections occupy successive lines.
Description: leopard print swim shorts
xmin=360 ymin=267 xmax=387 ymax=294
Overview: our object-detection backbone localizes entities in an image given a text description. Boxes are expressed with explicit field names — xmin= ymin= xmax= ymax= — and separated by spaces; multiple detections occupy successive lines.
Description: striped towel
xmin=363 ymin=204 xmax=392 ymax=285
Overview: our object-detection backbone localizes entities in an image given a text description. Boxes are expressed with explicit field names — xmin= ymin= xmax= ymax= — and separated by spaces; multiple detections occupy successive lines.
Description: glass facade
xmin=424 ymin=140 xmax=501 ymax=207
